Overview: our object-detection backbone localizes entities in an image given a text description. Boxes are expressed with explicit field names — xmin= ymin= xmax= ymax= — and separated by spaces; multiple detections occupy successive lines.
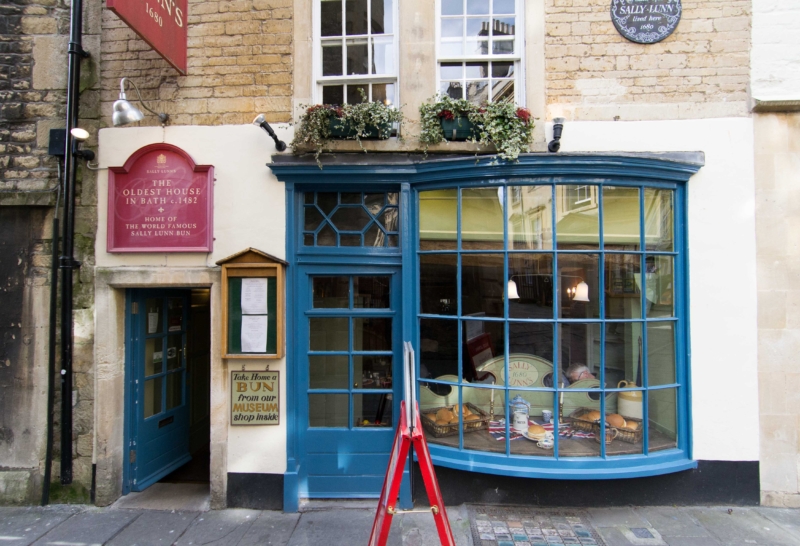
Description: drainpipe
xmin=59 ymin=0 xmax=88 ymax=485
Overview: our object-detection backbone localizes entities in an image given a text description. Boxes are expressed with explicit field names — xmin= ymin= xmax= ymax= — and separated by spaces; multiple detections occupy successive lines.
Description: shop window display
xmin=418 ymin=184 xmax=680 ymax=460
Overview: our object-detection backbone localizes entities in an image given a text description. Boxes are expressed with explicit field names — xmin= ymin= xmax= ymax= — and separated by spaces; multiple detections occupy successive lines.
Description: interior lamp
xmin=573 ymin=281 xmax=590 ymax=302
xmin=507 ymin=279 xmax=520 ymax=300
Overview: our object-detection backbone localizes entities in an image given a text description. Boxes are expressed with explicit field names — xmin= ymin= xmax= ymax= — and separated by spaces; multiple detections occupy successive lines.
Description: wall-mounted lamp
xmin=567 ymin=280 xmax=590 ymax=302
xmin=548 ymin=117 xmax=565 ymax=153
xmin=253 ymin=114 xmax=287 ymax=152
xmin=112 ymin=77 xmax=169 ymax=127
xmin=508 ymin=274 xmax=589 ymax=302
xmin=70 ymin=127 xmax=99 ymax=169
xmin=507 ymin=278 xmax=520 ymax=300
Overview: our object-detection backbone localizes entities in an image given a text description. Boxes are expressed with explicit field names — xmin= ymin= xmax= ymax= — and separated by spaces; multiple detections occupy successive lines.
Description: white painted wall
xmin=752 ymin=2 xmax=800 ymax=100
xmin=552 ymin=117 xmax=759 ymax=462
xmin=97 ymin=124 xmax=293 ymax=476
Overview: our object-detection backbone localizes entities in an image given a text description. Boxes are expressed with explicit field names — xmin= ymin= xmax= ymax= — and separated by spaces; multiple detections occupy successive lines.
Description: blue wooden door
xmin=128 ymin=289 xmax=191 ymax=491
xmin=299 ymin=266 xmax=403 ymax=498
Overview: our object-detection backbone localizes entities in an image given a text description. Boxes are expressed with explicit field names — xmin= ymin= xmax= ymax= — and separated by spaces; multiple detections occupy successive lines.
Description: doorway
xmin=125 ymin=288 xmax=211 ymax=493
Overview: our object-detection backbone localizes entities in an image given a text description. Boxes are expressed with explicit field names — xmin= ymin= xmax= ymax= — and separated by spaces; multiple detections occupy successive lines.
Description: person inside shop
xmin=543 ymin=363 xmax=596 ymax=387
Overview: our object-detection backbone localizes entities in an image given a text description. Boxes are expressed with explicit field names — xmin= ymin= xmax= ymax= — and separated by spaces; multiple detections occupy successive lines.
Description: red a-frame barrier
xmin=368 ymin=401 xmax=455 ymax=546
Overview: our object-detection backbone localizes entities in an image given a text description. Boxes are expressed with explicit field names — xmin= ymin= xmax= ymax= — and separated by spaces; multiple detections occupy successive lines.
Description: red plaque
xmin=108 ymin=144 xmax=214 ymax=253
xmin=107 ymin=0 xmax=188 ymax=74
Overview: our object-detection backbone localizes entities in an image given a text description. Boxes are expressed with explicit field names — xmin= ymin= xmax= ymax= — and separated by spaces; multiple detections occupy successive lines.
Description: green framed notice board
xmin=218 ymin=248 xmax=286 ymax=359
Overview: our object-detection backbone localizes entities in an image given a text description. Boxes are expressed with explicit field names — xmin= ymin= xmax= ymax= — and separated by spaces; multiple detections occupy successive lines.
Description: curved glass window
xmin=417 ymin=183 xmax=682 ymax=464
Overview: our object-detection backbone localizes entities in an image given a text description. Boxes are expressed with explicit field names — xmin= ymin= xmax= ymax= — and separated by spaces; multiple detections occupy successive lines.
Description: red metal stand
xmin=368 ymin=401 xmax=455 ymax=546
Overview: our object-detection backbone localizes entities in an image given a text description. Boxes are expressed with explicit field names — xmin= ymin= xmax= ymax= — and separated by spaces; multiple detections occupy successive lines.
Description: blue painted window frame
xmin=272 ymin=154 xmax=701 ymax=486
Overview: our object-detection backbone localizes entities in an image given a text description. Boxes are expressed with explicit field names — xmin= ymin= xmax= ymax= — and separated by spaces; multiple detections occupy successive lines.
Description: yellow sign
xmin=231 ymin=370 xmax=280 ymax=425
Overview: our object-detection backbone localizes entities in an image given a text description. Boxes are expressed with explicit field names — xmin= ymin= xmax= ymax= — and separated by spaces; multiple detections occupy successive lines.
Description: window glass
xmin=304 ymin=192 xmax=400 ymax=247
xmin=603 ymin=186 xmax=641 ymax=250
xmin=645 ymin=189 xmax=673 ymax=251
xmin=462 ymin=188 xmax=503 ymax=250
xmin=419 ymin=189 xmax=457 ymax=250
xmin=556 ymin=185 xmax=599 ymax=249
xmin=508 ymin=185 xmax=552 ymax=250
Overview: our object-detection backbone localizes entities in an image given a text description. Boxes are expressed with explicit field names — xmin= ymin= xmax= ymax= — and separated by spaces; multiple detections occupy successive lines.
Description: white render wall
xmin=554 ymin=117 xmax=759 ymax=462
xmin=752 ymin=1 xmax=800 ymax=101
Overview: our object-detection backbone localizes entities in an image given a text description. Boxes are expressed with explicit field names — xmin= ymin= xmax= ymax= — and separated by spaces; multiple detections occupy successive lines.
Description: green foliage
xmin=418 ymin=94 xmax=535 ymax=161
xmin=291 ymin=90 xmax=403 ymax=168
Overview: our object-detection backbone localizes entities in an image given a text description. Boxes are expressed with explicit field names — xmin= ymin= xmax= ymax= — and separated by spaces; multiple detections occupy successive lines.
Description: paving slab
xmin=587 ymin=507 xmax=652 ymax=529
xmin=174 ymin=508 xmax=262 ymax=545
xmin=685 ymin=507 xmax=799 ymax=545
xmin=0 ymin=506 xmax=82 ymax=546
xmin=755 ymin=507 xmax=800 ymax=542
xmin=111 ymin=483 xmax=210 ymax=512
xmin=395 ymin=504 xmax=472 ymax=546
xmin=285 ymin=508 xmax=401 ymax=546
xmin=662 ymin=537 xmax=722 ymax=546
xmin=632 ymin=507 xmax=713 ymax=538
xmin=107 ymin=510 xmax=200 ymax=545
xmin=31 ymin=509 xmax=140 ymax=546
xmin=238 ymin=509 xmax=302 ymax=546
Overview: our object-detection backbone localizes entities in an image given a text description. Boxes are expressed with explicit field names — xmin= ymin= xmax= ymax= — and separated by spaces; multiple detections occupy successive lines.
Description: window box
xmin=439 ymin=116 xmax=476 ymax=141
xmin=328 ymin=118 xmax=391 ymax=140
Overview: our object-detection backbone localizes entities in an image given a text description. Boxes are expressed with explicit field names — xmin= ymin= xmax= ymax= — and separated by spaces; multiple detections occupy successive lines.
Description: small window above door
xmin=303 ymin=191 xmax=400 ymax=247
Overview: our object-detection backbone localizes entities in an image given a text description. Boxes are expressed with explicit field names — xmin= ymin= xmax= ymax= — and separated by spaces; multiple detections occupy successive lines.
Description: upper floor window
xmin=437 ymin=0 xmax=522 ymax=104
xmin=317 ymin=0 xmax=397 ymax=106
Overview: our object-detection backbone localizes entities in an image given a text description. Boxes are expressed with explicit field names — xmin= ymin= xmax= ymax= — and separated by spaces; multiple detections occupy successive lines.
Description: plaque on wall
xmin=611 ymin=0 xmax=682 ymax=44
xmin=231 ymin=370 xmax=280 ymax=425
xmin=108 ymin=143 xmax=214 ymax=252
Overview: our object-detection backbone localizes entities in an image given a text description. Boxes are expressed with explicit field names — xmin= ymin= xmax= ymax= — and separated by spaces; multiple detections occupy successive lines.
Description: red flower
xmin=330 ymin=106 xmax=344 ymax=118
xmin=438 ymin=109 xmax=455 ymax=121
xmin=516 ymin=108 xmax=531 ymax=124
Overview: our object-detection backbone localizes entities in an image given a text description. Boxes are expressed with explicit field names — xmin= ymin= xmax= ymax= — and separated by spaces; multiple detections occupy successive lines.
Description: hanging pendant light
xmin=573 ymin=281 xmax=590 ymax=302
xmin=507 ymin=278 xmax=520 ymax=300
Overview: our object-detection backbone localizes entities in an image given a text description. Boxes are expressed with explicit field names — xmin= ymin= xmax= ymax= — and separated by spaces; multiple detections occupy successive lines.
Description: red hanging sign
xmin=107 ymin=143 xmax=214 ymax=253
xmin=107 ymin=0 xmax=188 ymax=74
xmin=368 ymin=401 xmax=455 ymax=546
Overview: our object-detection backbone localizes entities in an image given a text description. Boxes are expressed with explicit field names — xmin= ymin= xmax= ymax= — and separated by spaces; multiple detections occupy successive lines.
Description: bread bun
xmin=606 ymin=414 xmax=626 ymax=428
xmin=448 ymin=415 xmax=460 ymax=424
xmin=623 ymin=422 xmax=639 ymax=431
xmin=585 ymin=410 xmax=601 ymax=422
xmin=462 ymin=404 xmax=472 ymax=416
xmin=435 ymin=418 xmax=450 ymax=426
xmin=436 ymin=408 xmax=454 ymax=422
xmin=527 ymin=424 xmax=547 ymax=439
xmin=464 ymin=414 xmax=480 ymax=422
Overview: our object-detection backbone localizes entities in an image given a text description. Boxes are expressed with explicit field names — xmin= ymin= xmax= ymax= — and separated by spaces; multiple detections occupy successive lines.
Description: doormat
xmin=467 ymin=505 xmax=605 ymax=546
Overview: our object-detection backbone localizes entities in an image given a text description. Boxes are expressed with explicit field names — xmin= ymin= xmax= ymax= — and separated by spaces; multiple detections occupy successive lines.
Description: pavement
xmin=1 ymin=501 xmax=799 ymax=546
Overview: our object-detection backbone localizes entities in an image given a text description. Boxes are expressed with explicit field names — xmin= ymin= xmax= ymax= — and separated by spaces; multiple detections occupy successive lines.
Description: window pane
xmin=466 ymin=39 xmax=490 ymax=55
xmin=605 ymin=254 xmax=642 ymax=319
xmin=557 ymin=253 xmax=600 ymax=319
xmin=648 ymin=387 xmax=677 ymax=450
xmin=322 ymin=85 xmax=345 ymax=105
xmin=372 ymin=83 xmax=395 ymax=106
xmin=354 ymin=276 xmax=390 ymax=308
xmin=305 ymin=206 xmax=324 ymax=231
xmin=462 ymin=253 xmax=504 ymax=317
xmin=645 ymin=188 xmax=673 ymax=251
xmin=508 ymin=185 xmax=552 ymax=250
xmin=647 ymin=322 xmax=676 ymax=387
xmin=309 ymin=394 xmax=348 ymax=427
xmin=466 ymin=80 xmax=488 ymax=103
xmin=341 ymin=234 xmax=361 ymax=246
xmin=321 ymin=0 xmax=343 ymax=36
xmin=442 ymin=0 xmax=463 ymax=15
xmin=355 ymin=356 xmax=392 ymax=388
xmin=509 ymin=391 xmax=556 ymax=458
xmin=557 ymin=185 xmax=599 ymax=249
xmin=465 ymin=62 xmax=488 ymax=78
xmin=509 ymin=253 xmax=553 ymax=319
xmin=462 ymin=188 xmax=503 ymax=249
xmin=440 ymin=62 xmax=463 ymax=79
xmin=166 ymin=371 xmax=182 ymax=410
xmin=492 ymin=79 xmax=514 ymax=101
xmin=309 ymin=355 xmax=349 ymax=389
xmin=322 ymin=42 xmax=343 ymax=76
xmin=493 ymin=0 xmax=514 ymax=14
xmin=463 ymin=319 xmax=503 ymax=381
xmin=420 ymin=189 xmax=457 ymax=250
xmin=371 ymin=0 xmax=392 ymax=34
xmin=145 ymin=297 xmax=163 ymax=334
xmin=355 ymin=394 xmax=392 ymax=426
xmin=441 ymin=18 xmax=463 ymax=38
xmin=144 ymin=377 xmax=162 ymax=418
xmin=492 ymin=61 xmax=514 ymax=78
xmin=145 ymin=338 xmax=163 ymax=376
xmin=353 ymin=317 xmax=391 ymax=351
xmin=317 ymin=223 xmax=337 ymax=246
xmin=466 ymin=17 xmax=490 ymax=38
xmin=345 ymin=0 xmax=368 ymax=35
xmin=467 ymin=0 xmax=489 ymax=15
xmin=604 ymin=321 xmax=643 ymax=388
xmin=419 ymin=318 xmax=459 ymax=379
xmin=646 ymin=255 xmax=674 ymax=318
xmin=347 ymin=84 xmax=369 ymax=103
xmin=318 ymin=192 xmax=338 ymax=214
xmin=604 ymin=186 xmax=640 ymax=250
xmin=377 ymin=207 xmax=398 ymax=233
xmin=346 ymin=39 xmax=369 ymax=75
xmin=509 ymin=322 xmax=554 ymax=364
xmin=440 ymin=41 xmax=464 ymax=57
xmin=331 ymin=205 xmax=371 ymax=231
xmin=313 ymin=276 xmax=349 ymax=308
xmin=420 ymin=254 xmax=457 ymax=315
xmin=371 ymin=36 xmax=394 ymax=74
xmin=441 ymin=81 xmax=464 ymax=99
xmin=492 ymin=17 xmax=515 ymax=36
xmin=558 ymin=323 xmax=601 ymax=385
xmin=492 ymin=39 xmax=514 ymax=54
xmin=310 ymin=317 xmax=349 ymax=351
xmin=166 ymin=334 xmax=182 ymax=370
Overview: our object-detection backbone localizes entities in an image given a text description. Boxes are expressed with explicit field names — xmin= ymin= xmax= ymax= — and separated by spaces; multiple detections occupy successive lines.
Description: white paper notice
xmin=241 ymin=315 xmax=268 ymax=353
xmin=148 ymin=312 xmax=158 ymax=334
xmin=241 ymin=278 xmax=268 ymax=315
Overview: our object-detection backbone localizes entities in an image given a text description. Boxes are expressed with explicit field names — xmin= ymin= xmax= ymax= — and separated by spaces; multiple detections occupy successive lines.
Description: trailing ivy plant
xmin=291 ymin=90 xmax=403 ymax=168
xmin=418 ymin=94 xmax=535 ymax=161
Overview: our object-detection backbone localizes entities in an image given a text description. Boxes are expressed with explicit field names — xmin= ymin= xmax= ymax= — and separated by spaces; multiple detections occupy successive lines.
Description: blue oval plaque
xmin=611 ymin=0 xmax=682 ymax=44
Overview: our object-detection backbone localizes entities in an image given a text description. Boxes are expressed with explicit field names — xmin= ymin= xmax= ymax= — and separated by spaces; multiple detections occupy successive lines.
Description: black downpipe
xmin=59 ymin=0 xmax=85 ymax=485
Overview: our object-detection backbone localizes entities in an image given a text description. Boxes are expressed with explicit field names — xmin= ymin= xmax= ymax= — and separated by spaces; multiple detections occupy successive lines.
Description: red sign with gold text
xmin=107 ymin=0 xmax=187 ymax=74
xmin=108 ymin=144 xmax=214 ymax=253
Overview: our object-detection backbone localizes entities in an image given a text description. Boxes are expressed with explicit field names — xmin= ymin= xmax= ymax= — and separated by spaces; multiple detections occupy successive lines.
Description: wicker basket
xmin=566 ymin=408 xmax=600 ymax=433
xmin=421 ymin=403 xmax=489 ymax=438
xmin=597 ymin=416 xmax=644 ymax=444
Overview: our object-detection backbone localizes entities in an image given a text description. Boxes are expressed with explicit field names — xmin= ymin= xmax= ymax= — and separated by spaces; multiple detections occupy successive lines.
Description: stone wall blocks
xmin=203 ymin=35 xmax=244 ymax=48
xmin=188 ymin=22 xmax=226 ymax=37
xmin=219 ymin=0 xmax=252 ymax=13
xmin=207 ymin=97 xmax=254 ymax=113
xmin=21 ymin=17 xmax=58 ymax=35
xmin=189 ymin=2 xmax=220 ymax=16
xmin=225 ymin=21 xmax=262 ymax=35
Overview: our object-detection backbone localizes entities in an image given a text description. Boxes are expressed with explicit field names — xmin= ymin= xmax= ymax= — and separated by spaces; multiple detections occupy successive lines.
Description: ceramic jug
xmin=617 ymin=380 xmax=643 ymax=419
